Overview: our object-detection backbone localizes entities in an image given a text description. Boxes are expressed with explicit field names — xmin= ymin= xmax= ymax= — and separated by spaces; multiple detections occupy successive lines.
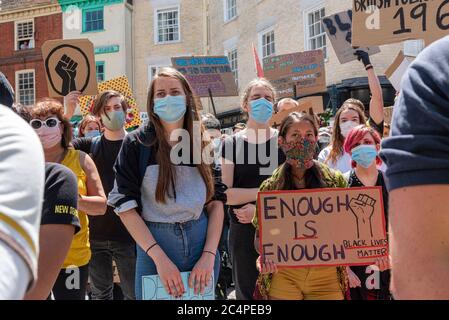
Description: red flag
xmin=252 ymin=43 xmax=264 ymax=78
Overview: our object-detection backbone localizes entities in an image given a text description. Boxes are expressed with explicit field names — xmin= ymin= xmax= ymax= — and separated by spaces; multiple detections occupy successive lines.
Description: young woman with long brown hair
xmin=108 ymin=67 xmax=226 ymax=300
xmin=318 ymin=51 xmax=384 ymax=174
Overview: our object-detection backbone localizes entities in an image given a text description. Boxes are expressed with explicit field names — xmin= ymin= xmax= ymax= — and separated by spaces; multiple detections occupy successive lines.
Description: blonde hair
xmin=241 ymin=78 xmax=276 ymax=109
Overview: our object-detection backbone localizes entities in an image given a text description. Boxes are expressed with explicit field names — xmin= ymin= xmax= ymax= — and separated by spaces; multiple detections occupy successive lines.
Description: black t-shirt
xmin=72 ymin=136 xmax=133 ymax=243
xmin=221 ymin=133 xmax=286 ymax=224
xmin=42 ymin=163 xmax=80 ymax=233
xmin=347 ymin=169 xmax=391 ymax=300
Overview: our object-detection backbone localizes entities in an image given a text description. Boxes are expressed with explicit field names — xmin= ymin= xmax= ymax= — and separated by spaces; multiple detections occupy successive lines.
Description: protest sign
xmin=42 ymin=39 xmax=98 ymax=97
xmin=322 ymin=10 xmax=381 ymax=64
xmin=142 ymin=272 xmax=215 ymax=300
xmin=352 ymin=0 xmax=449 ymax=46
xmin=171 ymin=56 xmax=238 ymax=97
xmin=383 ymin=106 xmax=394 ymax=125
xmin=263 ymin=50 xmax=326 ymax=99
xmin=384 ymin=50 xmax=414 ymax=92
xmin=78 ymin=75 xmax=141 ymax=129
xmin=258 ymin=187 xmax=388 ymax=268
xmin=270 ymin=96 xmax=324 ymax=129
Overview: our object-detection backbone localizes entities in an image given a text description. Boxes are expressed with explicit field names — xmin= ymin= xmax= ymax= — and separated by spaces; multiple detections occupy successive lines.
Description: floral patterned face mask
xmin=279 ymin=136 xmax=316 ymax=170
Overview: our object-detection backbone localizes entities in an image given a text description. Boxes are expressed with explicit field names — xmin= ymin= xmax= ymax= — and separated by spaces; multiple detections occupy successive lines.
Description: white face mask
xmin=340 ymin=120 xmax=359 ymax=138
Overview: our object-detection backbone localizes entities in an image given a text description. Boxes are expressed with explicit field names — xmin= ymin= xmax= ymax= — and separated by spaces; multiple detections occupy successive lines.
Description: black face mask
xmin=0 ymin=72 xmax=14 ymax=109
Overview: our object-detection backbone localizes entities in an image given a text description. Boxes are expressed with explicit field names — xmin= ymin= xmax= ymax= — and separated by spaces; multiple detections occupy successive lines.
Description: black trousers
xmin=51 ymin=264 xmax=89 ymax=300
xmin=229 ymin=221 xmax=259 ymax=300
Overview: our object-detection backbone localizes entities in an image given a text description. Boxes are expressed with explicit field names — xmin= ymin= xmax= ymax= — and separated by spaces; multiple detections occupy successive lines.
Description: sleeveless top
xmin=61 ymin=149 xmax=90 ymax=268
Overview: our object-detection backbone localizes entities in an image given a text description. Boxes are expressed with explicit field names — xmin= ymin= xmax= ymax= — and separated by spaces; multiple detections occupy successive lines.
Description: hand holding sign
xmin=155 ymin=254 xmax=185 ymax=298
xmin=189 ymin=253 xmax=215 ymax=295
xmin=349 ymin=194 xmax=376 ymax=239
xmin=354 ymin=50 xmax=371 ymax=68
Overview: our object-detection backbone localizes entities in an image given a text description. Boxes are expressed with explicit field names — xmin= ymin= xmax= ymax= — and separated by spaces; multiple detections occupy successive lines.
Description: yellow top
xmin=61 ymin=149 xmax=90 ymax=268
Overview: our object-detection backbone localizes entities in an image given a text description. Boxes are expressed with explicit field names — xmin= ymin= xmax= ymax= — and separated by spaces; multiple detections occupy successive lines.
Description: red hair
xmin=343 ymin=125 xmax=382 ymax=168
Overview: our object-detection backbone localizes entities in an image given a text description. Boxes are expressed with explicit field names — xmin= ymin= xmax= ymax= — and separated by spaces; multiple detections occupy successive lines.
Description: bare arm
xmin=221 ymin=157 xmax=259 ymax=206
xmin=389 ymin=185 xmax=449 ymax=299
xmin=203 ymin=200 xmax=224 ymax=253
xmin=79 ymin=152 xmax=107 ymax=215
xmin=367 ymin=67 xmax=384 ymax=125
xmin=23 ymin=225 xmax=75 ymax=300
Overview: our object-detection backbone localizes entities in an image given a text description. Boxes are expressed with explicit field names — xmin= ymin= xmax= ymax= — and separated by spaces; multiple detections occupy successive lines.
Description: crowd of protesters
xmin=1 ymin=36 xmax=449 ymax=301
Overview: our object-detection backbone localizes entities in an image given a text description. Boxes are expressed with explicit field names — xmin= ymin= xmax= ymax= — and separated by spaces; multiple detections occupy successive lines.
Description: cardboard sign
xmin=258 ymin=187 xmax=388 ymax=268
xmin=42 ymin=39 xmax=98 ymax=97
xmin=78 ymin=75 xmax=141 ymax=129
xmin=383 ymin=106 xmax=394 ymax=125
xmin=322 ymin=10 xmax=381 ymax=64
xmin=384 ymin=51 xmax=414 ymax=92
xmin=171 ymin=56 xmax=238 ymax=97
xmin=270 ymin=96 xmax=324 ymax=129
xmin=263 ymin=50 xmax=327 ymax=99
xmin=352 ymin=0 xmax=449 ymax=47
xmin=142 ymin=272 xmax=215 ymax=300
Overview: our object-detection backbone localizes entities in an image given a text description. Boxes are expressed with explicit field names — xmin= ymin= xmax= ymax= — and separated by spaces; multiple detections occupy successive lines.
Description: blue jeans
xmin=135 ymin=213 xmax=220 ymax=300
xmin=89 ymin=240 xmax=136 ymax=300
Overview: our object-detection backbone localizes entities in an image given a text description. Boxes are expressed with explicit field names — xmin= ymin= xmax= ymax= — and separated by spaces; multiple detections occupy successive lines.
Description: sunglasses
xmin=30 ymin=117 xmax=61 ymax=130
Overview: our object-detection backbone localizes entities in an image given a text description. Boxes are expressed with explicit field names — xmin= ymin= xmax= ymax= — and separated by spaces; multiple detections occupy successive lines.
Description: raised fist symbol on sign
xmin=56 ymin=54 xmax=78 ymax=96
xmin=349 ymin=194 xmax=376 ymax=239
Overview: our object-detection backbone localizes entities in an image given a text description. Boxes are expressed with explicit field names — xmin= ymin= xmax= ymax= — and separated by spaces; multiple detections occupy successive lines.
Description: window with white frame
xmin=16 ymin=20 xmax=34 ymax=51
xmin=155 ymin=7 xmax=180 ymax=44
xmin=305 ymin=7 xmax=327 ymax=58
xmin=227 ymin=49 xmax=238 ymax=85
xmin=148 ymin=65 xmax=169 ymax=84
xmin=224 ymin=0 xmax=237 ymax=22
xmin=16 ymin=70 xmax=35 ymax=105
xmin=404 ymin=40 xmax=424 ymax=57
xmin=261 ymin=29 xmax=275 ymax=58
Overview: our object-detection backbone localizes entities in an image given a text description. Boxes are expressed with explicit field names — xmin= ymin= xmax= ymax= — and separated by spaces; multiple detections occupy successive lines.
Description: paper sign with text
xmin=258 ymin=187 xmax=388 ymax=268
xmin=42 ymin=39 xmax=98 ymax=97
xmin=263 ymin=50 xmax=327 ymax=99
xmin=269 ymin=96 xmax=324 ymax=129
xmin=322 ymin=10 xmax=381 ymax=64
xmin=352 ymin=0 xmax=449 ymax=47
xmin=171 ymin=56 xmax=238 ymax=97
xmin=142 ymin=272 xmax=215 ymax=300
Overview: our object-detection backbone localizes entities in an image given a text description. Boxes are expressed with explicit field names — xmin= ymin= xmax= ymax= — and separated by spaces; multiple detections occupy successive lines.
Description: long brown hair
xmin=276 ymin=112 xmax=325 ymax=190
xmin=327 ymin=99 xmax=367 ymax=165
xmin=30 ymin=98 xmax=73 ymax=149
xmin=147 ymin=67 xmax=215 ymax=204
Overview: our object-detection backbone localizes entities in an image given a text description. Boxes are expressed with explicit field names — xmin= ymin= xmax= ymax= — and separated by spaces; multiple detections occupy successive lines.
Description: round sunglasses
xmin=30 ymin=117 xmax=61 ymax=130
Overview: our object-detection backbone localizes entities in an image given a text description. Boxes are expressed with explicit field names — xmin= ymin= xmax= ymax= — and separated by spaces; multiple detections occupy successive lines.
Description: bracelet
xmin=203 ymin=250 xmax=216 ymax=257
xmin=365 ymin=64 xmax=373 ymax=70
xmin=145 ymin=243 xmax=159 ymax=255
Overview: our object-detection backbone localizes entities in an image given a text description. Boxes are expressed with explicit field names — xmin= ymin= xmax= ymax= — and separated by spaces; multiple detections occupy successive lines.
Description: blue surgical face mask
xmin=85 ymin=130 xmax=100 ymax=139
xmin=154 ymin=95 xmax=187 ymax=123
xmin=351 ymin=145 xmax=378 ymax=168
xmin=249 ymin=98 xmax=273 ymax=124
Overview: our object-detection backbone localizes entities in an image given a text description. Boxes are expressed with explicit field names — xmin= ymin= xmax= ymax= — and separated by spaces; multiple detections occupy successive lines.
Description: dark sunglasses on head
xmin=30 ymin=117 xmax=61 ymax=130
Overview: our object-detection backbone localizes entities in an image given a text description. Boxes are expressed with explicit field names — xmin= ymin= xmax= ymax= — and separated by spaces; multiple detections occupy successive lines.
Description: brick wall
xmin=0 ymin=13 xmax=63 ymax=104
